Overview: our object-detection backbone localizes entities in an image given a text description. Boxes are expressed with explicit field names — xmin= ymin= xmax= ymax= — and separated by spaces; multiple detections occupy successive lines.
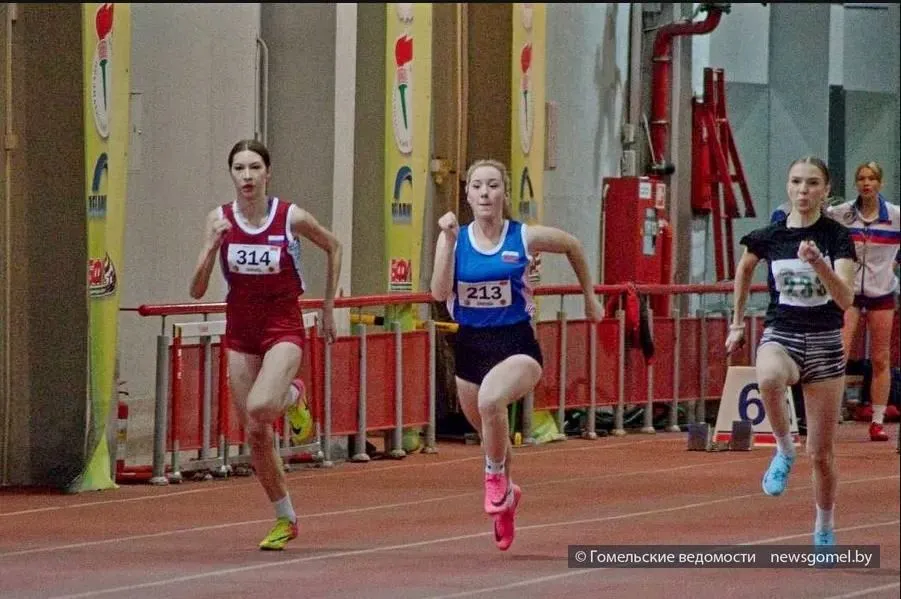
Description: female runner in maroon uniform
xmin=190 ymin=139 xmax=342 ymax=550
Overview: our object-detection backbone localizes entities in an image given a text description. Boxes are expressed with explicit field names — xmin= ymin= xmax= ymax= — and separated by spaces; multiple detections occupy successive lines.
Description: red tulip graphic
xmin=96 ymin=4 xmax=114 ymax=112
xmin=395 ymin=35 xmax=413 ymax=67
xmin=395 ymin=35 xmax=413 ymax=130
xmin=96 ymin=3 xmax=114 ymax=39
xmin=520 ymin=43 xmax=532 ymax=74
xmin=520 ymin=44 xmax=532 ymax=125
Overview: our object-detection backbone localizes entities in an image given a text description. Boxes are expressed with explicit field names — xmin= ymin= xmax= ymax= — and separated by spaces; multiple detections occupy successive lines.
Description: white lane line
xmin=0 ymin=456 xmax=765 ymax=558
xmin=44 ymin=474 xmax=900 ymax=599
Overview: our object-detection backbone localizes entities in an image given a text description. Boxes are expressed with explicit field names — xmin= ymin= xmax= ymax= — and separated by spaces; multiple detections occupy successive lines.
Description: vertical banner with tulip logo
xmin=75 ymin=3 xmax=131 ymax=492
xmin=384 ymin=3 xmax=432 ymax=324
xmin=511 ymin=3 xmax=546 ymax=288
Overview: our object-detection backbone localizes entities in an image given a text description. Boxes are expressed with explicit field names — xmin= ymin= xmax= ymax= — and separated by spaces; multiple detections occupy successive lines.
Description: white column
xmin=332 ymin=3 xmax=357 ymax=334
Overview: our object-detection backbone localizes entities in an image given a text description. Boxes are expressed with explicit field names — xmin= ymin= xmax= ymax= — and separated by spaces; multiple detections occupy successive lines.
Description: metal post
xmin=523 ymin=391 xmax=535 ymax=445
xmin=150 ymin=327 xmax=170 ymax=485
xmin=556 ymin=307 xmax=568 ymax=438
xmin=697 ymin=308 xmax=708 ymax=424
xmin=216 ymin=339 xmax=230 ymax=476
xmin=200 ymin=334 xmax=212 ymax=460
xmin=321 ymin=330 xmax=335 ymax=467
xmin=390 ymin=321 xmax=406 ymax=459
xmin=614 ymin=309 xmax=626 ymax=436
xmin=351 ymin=323 xmax=369 ymax=462
xmin=583 ymin=319 xmax=598 ymax=439
xmin=642 ymin=307 xmax=656 ymax=434
xmin=424 ymin=320 xmax=438 ymax=453
xmin=667 ymin=308 xmax=682 ymax=432
xmin=169 ymin=333 xmax=183 ymax=483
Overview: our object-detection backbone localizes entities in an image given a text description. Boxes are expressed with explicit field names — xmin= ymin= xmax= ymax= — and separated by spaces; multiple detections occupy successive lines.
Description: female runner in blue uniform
xmin=430 ymin=159 xmax=602 ymax=551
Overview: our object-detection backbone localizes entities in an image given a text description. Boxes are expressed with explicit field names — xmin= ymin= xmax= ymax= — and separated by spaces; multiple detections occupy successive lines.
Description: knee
xmin=247 ymin=397 xmax=281 ymax=425
xmin=245 ymin=411 xmax=274 ymax=447
xmin=477 ymin=391 xmax=504 ymax=417
xmin=871 ymin=353 xmax=890 ymax=375
xmin=757 ymin=371 xmax=787 ymax=396
xmin=806 ymin=444 xmax=834 ymax=470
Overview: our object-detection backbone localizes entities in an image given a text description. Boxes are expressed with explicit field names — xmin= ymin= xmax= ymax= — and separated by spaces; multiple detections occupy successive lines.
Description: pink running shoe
xmin=484 ymin=473 xmax=513 ymax=515
xmin=493 ymin=484 xmax=522 ymax=551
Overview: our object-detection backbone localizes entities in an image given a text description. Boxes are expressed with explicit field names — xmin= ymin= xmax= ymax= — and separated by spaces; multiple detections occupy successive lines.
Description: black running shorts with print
xmin=758 ymin=327 xmax=845 ymax=384
xmin=453 ymin=320 xmax=543 ymax=385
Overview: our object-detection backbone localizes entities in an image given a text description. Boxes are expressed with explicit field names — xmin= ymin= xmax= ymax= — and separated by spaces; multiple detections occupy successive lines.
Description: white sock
xmin=274 ymin=495 xmax=296 ymax=523
xmin=872 ymin=405 xmax=886 ymax=425
xmin=776 ymin=433 xmax=795 ymax=457
xmin=485 ymin=456 xmax=505 ymax=476
xmin=815 ymin=504 xmax=834 ymax=532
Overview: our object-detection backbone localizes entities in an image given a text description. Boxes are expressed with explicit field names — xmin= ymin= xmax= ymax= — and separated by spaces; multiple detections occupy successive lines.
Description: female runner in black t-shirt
xmin=726 ymin=157 xmax=856 ymax=550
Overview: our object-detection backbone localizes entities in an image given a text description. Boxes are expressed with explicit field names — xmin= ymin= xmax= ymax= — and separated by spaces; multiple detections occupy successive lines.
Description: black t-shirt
xmin=740 ymin=216 xmax=857 ymax=332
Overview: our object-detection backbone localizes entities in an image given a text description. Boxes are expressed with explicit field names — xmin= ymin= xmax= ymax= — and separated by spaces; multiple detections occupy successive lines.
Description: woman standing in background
xmin=829 ymin=161 xmax=901 ymax=442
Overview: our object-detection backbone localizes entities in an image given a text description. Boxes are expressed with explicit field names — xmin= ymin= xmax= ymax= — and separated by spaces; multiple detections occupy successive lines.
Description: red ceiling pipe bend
xmin=649 ymin=4 xmax=727 ymax=176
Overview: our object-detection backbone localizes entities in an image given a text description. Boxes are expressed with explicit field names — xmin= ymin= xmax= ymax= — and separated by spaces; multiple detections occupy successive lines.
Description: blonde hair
xmin=465 ymin=159 xmax=512 ymax=219
xmin=854 ymin=161 xmax=883 ymax=183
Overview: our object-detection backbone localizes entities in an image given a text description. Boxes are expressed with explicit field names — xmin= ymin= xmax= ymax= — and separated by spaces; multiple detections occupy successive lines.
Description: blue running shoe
xmin=814 ymin=528 xmax=835 ymax=546
xmin=814 ymin=528 xmax=836 ymax=569
xmin=761 ymin=451 xmax=794 ymax=496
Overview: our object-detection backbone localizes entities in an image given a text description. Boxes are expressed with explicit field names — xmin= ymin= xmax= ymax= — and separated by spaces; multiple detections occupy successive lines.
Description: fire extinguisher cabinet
xmin=601 ymin=177 xmax=668 ymax=287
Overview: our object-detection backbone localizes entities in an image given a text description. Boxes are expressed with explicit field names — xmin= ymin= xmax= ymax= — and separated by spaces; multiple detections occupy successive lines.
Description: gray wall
xmin=840 ymin=3 xmax=900 ymax=204
xmin=114 ymin=2 xmax=901 ymax=409
xmin=120 ymin=3 xmax=259 ymax=402
xmin=767 ymin=4 xmax=831 ymax=205
xmin=696 ymin=3 xmax=900 ymax=295
xmin=261 ymin=3 xmax=337 ymax=299
xmin=541 ymin=3 xmax=630 ymax=319
xmin=351 ymin=4 xmax=387 ymax=297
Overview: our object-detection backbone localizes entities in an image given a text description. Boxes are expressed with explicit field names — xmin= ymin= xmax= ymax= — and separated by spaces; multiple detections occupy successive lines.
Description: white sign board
xmin=714 ymin=366 xmax=800 ymax=446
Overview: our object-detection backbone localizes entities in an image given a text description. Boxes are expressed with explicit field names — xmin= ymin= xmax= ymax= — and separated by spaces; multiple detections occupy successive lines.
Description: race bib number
xmin=772 ymin=258 xmax=830 ymax=307
xmin=227 ymin=243 xmax=281 ymax=275
xmin=458 ymin=279 xmax=512 ymax=308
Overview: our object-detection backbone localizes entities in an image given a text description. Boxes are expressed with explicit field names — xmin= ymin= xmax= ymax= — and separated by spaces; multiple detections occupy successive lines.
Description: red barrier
xmin=166 ymin=337 xmax=319 ymax=453
xmin=125 ymin=283 xmax=900 ymax=482
xmin=308 ymin=330 xmax=431 ymax=437
xmin=533 ymin=320 xmax=623 ymax=411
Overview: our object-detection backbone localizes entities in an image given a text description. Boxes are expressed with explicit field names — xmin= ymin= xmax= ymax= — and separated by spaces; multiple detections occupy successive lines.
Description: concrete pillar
xmin=767 ymin=4 xmax=831 ymax=207
xmin=332 ymin=4 xmax=356 ymax=333
xmin=0 ymin=4 xmax=89 ymax=487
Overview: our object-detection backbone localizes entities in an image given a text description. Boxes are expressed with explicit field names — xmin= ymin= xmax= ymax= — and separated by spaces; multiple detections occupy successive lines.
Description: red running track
xmin=1 ymin=422 xmax=898 ymax=599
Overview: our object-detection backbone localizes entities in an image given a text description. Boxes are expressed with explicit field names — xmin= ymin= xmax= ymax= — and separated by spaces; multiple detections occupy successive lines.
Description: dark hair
xmin=228 ymin=139 xmax=271 ymax=168
xmin=788 ymin=156 xmax=830 ymax=186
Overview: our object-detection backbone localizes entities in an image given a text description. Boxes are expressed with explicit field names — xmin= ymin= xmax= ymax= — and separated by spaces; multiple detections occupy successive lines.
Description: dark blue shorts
xmin=453 ymin=320 xmax=543 ymax=385
xmin=852 ymin=294 xmax=897 ymax=311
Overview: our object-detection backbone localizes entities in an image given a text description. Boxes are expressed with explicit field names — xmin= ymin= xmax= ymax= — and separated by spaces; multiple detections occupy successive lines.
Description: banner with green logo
xmin=73 ymin=2 xmax=131 ymax=492
xmin=384 ymin=3 xmax=432 ymax=325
